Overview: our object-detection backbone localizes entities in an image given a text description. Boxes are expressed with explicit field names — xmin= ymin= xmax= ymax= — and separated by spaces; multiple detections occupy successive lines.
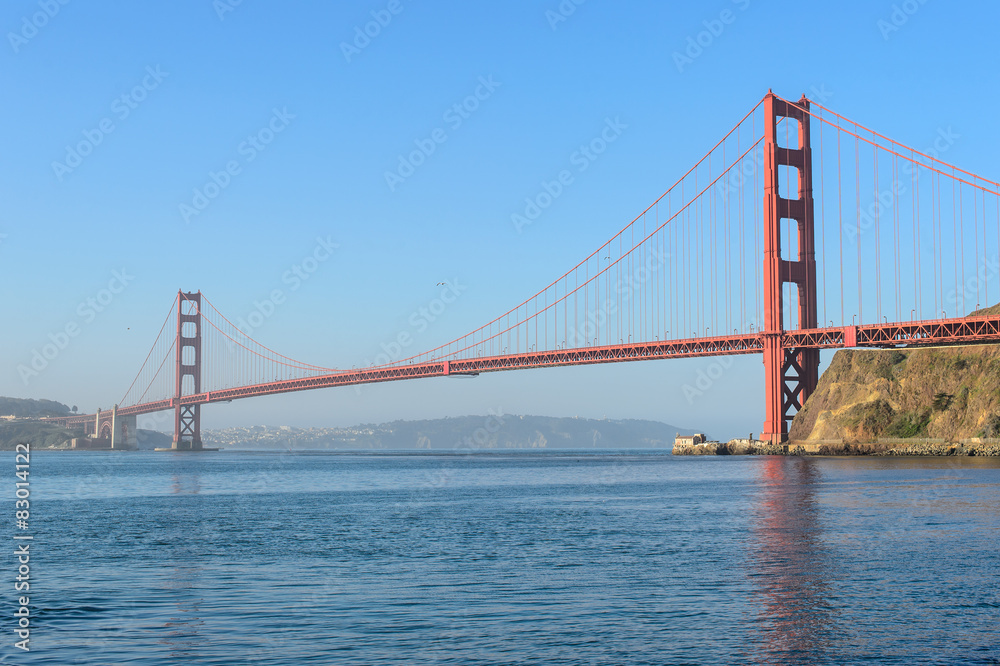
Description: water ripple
xmin=4 ymin=451 xmax=998 ymax=664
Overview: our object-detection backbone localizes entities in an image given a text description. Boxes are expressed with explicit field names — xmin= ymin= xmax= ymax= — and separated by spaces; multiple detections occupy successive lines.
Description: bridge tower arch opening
xmin=172 ymin=291 xmax=203 ymax=450
xmin=761 ymin=93 xmax=819 ymax=443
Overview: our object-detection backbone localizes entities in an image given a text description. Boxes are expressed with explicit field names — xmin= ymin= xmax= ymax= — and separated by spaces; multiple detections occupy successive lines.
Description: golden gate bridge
xmin=48 ymin=92 xmax=1000 ymax=448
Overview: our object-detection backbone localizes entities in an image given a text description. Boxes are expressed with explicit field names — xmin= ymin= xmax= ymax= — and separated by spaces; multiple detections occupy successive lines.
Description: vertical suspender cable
xmin=855 ymin=128 xmax=862 ymax=323
xmin=874 ymin=142 xmax=881 ymax=320
xmin=837 ymin=120 xmax=844 ymax=325
xmin=974 ymin=182 xmax=980 ymax=310
xmin=819 ymin=109 xmax=826 ymax=327
xmin=912 ymin=149 xmax=919 ymax=318
xmin=959 ymin=177 xmax=966 ymax=313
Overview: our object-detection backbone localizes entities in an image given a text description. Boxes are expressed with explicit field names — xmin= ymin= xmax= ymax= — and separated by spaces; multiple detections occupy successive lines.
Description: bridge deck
xmin=45 ymin=315 xmax=1000 ymax=427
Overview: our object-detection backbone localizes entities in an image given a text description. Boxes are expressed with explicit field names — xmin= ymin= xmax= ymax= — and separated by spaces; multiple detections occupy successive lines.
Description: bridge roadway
xmin=48 ymin=314 xmax=1000 ymax=428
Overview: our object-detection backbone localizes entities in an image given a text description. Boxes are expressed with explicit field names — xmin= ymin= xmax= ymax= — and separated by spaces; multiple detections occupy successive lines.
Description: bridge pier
xmin=82 ymin=405 xmax=137 ymax=449
xmin=110 ymin=407 xmax=138 ymax=450
xmin=761 ymin=92 xmax=819 ymax=443
xmin=172 ymin=291 xmax=204 ymax=450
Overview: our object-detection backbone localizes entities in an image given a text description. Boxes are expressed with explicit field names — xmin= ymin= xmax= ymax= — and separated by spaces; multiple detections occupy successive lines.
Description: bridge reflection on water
xmin=749 ymin=457 xmax=832 ymax=663
xmin=160 ymin=469 xmax=205 ymax=661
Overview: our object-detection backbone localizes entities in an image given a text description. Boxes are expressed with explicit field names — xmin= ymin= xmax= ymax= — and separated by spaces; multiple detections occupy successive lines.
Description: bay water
xmin=4 ymin=450 xmax=999 ymax=664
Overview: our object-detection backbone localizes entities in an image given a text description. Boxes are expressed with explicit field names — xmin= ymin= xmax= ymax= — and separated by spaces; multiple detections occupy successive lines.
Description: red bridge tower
xmin=761 ymin=93 xmax=819 ymax=443
xmin=172 ymin=291 xmax=203 ymax=450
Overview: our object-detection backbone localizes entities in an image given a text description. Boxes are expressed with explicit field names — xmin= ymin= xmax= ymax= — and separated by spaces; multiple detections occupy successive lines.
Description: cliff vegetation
xmin=790 ymin=341 xmax=1000 ymax=442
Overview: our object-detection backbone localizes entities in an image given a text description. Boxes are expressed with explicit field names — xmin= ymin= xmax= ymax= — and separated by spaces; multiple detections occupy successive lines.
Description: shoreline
xmin=673 ymin=438 xmax=1000 ymax=457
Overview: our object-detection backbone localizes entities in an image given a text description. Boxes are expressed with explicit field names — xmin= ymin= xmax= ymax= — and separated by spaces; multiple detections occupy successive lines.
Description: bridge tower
xmin=172 ymin=291 xmax=203 ymax=450
xmin=761 ymin=93 xmax=819 ymax=443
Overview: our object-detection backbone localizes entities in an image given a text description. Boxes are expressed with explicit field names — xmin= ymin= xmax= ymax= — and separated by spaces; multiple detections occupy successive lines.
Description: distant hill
xmin=0 ymin=424 xmax=173 ymax=450
xmin=0 ymin=394 xmax=176 ymax=449
xmin=137 ymin=430 xmax=173 ymax=450
xmin=203 ymin=415 xmax=697 ymax=450
xmin=0 ymin=396 xmax=699 ymax=451
xmin=0 ymin=421 xmax=80 ymax=449
xmin=0 ymin=397 xmax=71 ymax=418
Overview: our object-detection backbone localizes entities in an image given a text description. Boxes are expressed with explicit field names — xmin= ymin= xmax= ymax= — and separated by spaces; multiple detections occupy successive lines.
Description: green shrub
xmin=888 ymin=350 xmax=907 ymax=365
xmin=954 ymin=386 xmax=970 ymax=411
xmin=932 ymin=392 xmax=954 ymax=411
xmin=844 ymin=399 xmax=895 ymax=437
xmin=884 ymin=409 xmax=931 ymax=438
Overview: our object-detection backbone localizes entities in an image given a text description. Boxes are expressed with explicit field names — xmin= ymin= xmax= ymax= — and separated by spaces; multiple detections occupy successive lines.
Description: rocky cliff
xmin=790 ymin=338 xmax=1000 ymax=443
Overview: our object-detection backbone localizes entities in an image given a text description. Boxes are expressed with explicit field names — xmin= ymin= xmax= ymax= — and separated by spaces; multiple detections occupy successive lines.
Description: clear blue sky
xmin=2 ymin=1 xmax=998 ymax=439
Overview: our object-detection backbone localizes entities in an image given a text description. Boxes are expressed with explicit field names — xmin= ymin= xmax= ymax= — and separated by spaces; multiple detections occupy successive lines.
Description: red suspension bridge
xmin=50 ymin=91 xmax=1000 ymax=448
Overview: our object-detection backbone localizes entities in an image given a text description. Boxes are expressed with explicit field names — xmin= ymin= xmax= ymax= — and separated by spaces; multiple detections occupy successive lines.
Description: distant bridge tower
xmin=761 ymin=93 xmax=819 ymax=443
xmin=172 ymin=291 xmax=203 ymax=450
